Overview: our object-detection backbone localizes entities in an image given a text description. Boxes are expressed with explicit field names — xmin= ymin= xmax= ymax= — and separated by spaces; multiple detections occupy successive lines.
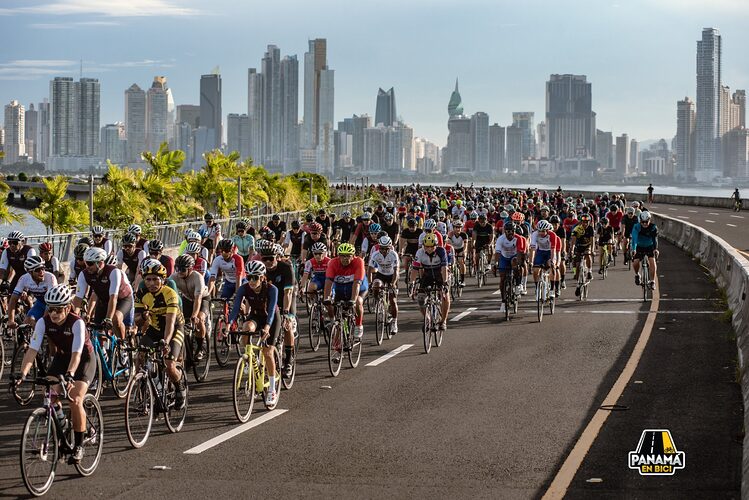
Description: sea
xmin=4 ymin=184 xmax=738 ymax=238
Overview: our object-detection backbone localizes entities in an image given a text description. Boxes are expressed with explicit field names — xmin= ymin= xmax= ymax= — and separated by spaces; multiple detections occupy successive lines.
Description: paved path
xmin=0 ymin=242 xmax=740 ymax=498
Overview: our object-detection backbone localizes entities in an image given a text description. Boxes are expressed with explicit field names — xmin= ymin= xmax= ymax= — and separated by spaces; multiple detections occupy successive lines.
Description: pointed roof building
xmin=448 ymin=78 xmax=463 ymax=118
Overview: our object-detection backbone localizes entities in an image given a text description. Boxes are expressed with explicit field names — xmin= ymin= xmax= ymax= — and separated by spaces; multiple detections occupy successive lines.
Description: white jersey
xmin=451 ymin=206 xmax=466 ymax=219
xmin=13 ymin=271 xmax=57 ymax=300
xmin=495 ymin=234 xmax=521 ymax=259
xmin=530 ymin=230 xmax=553 ymax=251
xmin=448 ymin=232 xmax=467 ymax=250
xmin=199 ymin=222 xmax=222 ymax=241
xmin=368 ymin=250 xmax=400 ymax=276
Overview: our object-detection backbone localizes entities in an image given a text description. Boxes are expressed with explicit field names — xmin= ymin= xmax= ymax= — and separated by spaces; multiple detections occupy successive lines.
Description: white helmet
xmin=639 ymin=211 xmax=652 ymax=222
xmin=378 ymin=236 xmax=393 ymax=248
xmin=44 ymin=284 xmax=74 ymax=306
xmin=245 ymin=260 xmax=267 ymax=276
xmin=187 ymin=231 xmax=201 ymax=242
xmin=127 ymin=224 xmax=142 ymax=234
xmin=23 ymin=255 xmax=45 ymax=272
xmin=186 ymin=242 xmax=203 ymax=254
xmin=423 ymin=219 xmax=437 ymax=230
xmin=83 ymin=246 xmax=107 ymax=263
xmin=537 ymin=220 xmax=553 ymax=232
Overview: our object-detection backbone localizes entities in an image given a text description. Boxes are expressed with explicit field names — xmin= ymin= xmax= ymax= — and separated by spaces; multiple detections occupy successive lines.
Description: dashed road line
xmin=451 ymin=307 xmax=477 ymax=321
xmin=727 ymin=223 xmax=737 ymax=227
xmin=709 ymin=212 xmax=720 ymax=215
xmin=184 ymin=409 xmax=288 ymax=454
xmin=366 ymin=344 xmax=413 ymax=367
xmin=705 ymin=219 xmax=715 ymax=223
xmin=667 ymin=208 xmax=678 ymax=211
xmin=677 ymin=216 xmax=690 ymax=219
xmin=730 ymin=215 xmax=744 ymax=219
xmin=688 ymin=210 xmax=698 ymax=213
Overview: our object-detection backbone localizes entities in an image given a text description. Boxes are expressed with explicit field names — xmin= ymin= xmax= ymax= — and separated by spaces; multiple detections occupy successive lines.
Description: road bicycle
xmin=404 ymin=258 xmax=417 ymax=297
xmin=624 ymin=244 xmax=633 ymax=271
xmin=88 ymin=322 xmax=133 ymax=399
xmin=211 ymin=297 xmax=240 ymax=368
xmin=734 ymin=199 xmax=743 ymax=212
xmin=325 ymin=300 xmax=362 ymax=377
xmin=182 ymin=321 xmax=211 ymax=382
xmin=124 ymin=339 xmax=189 ymax=448
xmin=502 ymin=268 xmax=519 ymax=322
xmin=421 ymin=285 xmax=445 ymax=354
xmin=373 ymin=282 xmax=396 ymax=345
xmin=10 ymin=324 xmax=50 ymax=405
xmin=231 ymin=330 xmax=282 ymax=423
xmin=535 ymin=267 xmax=555 ymax=322
xmin=575 ymin=252 xmax=592 ymax=301
xmin=449 ymin=259 xmax=463 ymax=300
xmin=475 ymin=248 xmax=489 ymax=288
xmin=306 ymin=290 xmax=329 ymax=352
xmin=599 ymin=244 xmax=611 ymax=280
xmin=280 ymin=314 xmax=299 ymax=390
xmin=15 ymin=376 xmax=103 ymax=497
xmin=639 ymin=254 xmax=654 ymax=302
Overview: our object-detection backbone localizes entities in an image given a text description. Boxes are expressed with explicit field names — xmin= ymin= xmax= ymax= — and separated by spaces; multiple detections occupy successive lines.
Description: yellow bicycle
xmin=232 ymin=331 xmax=282 ymax=423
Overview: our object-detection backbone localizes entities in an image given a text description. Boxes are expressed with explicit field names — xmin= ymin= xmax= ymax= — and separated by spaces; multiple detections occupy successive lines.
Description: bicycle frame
xmin=90 ymin=328 xmax=128 ymax=382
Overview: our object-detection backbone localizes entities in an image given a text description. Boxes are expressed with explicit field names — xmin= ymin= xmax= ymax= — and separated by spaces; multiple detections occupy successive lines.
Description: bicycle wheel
xmin=263 ymin=349 xmax=282 ymax=410
xmin=308 ymin=303 xmax=322 ymax=352
xmin=423 ymin=305 xmax=433 ymax=354
xmin=89 ymin=355 xmax=103 ymax=401
xmin=125 ymin=373 xmax=154 ymax=448
xmin=348 ymin=317 xmax=362 ymax=368
xmin=192 ymin=333 xmax=211 ymax=383
xmin=0 ymin=336 xmax=4 ymax=382
xmin=20 ymin=407 xmax=58 ymax=496
xmin=537 ymin=285 xmax=544 ymax=323
xmin=213 ymin=315 xmax=231 ymax=368
xmin=328 ymin=323 xmax=343 ymax=377
xmin=281 ymin=341 xmax=297 ymax=390
xmin=111 ymin=343 xmax=134 ymax=398
xmin=11 ymin=346 xmax=36 ymax=405
xmin=165 ymin=366 xmax=188 ymax=433
xmin=374 ymin=299 xmax=386 ymax=346
xmin=75 ymin=394 xmax=103 ymax=476
xmin=433 ymin=303 xmax=444 ymax=347
xmin=232 ymin=354 xmax=255 ymax=423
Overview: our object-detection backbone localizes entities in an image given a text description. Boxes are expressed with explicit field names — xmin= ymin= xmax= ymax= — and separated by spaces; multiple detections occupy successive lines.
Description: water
xmin=2 ymin=207 xmax=47 ymax=236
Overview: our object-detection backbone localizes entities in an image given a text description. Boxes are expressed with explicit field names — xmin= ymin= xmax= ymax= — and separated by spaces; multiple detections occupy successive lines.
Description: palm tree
xmin=93 ymin=162 xmax=149 ymax=229
xmin=27 ymin=176 xmax=89 ymax=234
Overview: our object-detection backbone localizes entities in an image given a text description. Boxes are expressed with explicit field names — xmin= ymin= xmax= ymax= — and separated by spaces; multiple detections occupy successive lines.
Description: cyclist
xmin=268 ymin=214 xmax=287 ymax=243
xmin=199 ymin=213 xmax=222 ymax=262
xmin=315 ymin=209 xmax=333 ymax=239
xmin=333 ymin=211 xmax=357 ymax=253
xmin=606 ymin=204 xmax=624 ymax=252
xmin=495 ymin=223 xmax=527 ymax=301
xmin=12 ymin=284 xmax=95 ymax=464
xmin=324 ymin=243 xmax=367 ymax=339
xmin=299 ymin=242 xmax=330 ymax=298
xmin=368 ymin=235 xmax=400 ymax=334
xmin=549 ymin=215 xmax=567 ymax=290
xmin=597 ymin=217 xmax=616 ymax=274
xmin=418 ymin=219 xmax=444 ymax=247
xmin=733 ymin=188 xmax=742 ymax=210
xmin=472 ymin=213 xmax=495 ymax=277
xmin=448 ymin=219 xmax=468 ymax=286
xmin=380 ymin=212 xmax=400 ymax=248
xmin=0 ymin=231 xmax=37 ymax=293
xmin=256 ymin=239 xmax=296 ymax=378
xmin=529 ymin=220 xmax=560 ymax=298
xmin=127 ymin=224 xmax=149 ymax=252
xmin=73 ymin=247 xmax=134 ymax=341
xmin=186 ymin=242 xmax=209 ymax=279
xmin=399 ymin=218 xmax=422 ymax=276
xmin=410 ymin=234 xmax=450 ymax=331
xmin=283 ymin=220 xmax=305 ymax=266
xmin=208 ymin=239 xmax=246 ymax=300
xmin=569 ymin=213 xmax=595 ymax=297
xmin=622 ymin=207 xmax=638 ymax=264
xmin=229 ymin=260 xmax=282 ymax=406
xmin=179 ymin=231 xmax=209 ymax=261
xmin=117 ymin=233 xmax=146 ymax=285
xmin=171 ymin=254 xmax=209 ymax=360
xmin=7 ymin=255 xmax=57 ymax=330
xmin=91 ymin=225 xmax=113 ymax=255
xmin=39 ymin=242 xmax=64 ymax=282
xmin=631 ymin=211 xmax=659 ymax=290
xmin=301 ymin=222 xmax=327 ymax=264
xmin=147 ymin=239 xmax=174 ymax=277
xmin=360 ymin=223 xmax=382 ymax=261
xmin=68 ymin=243 xmax=89 ymax=286
xmin=135 ymin=260 xmax=187 ymax=410
xmin=231 ymin=221 xmax=255 ymax=264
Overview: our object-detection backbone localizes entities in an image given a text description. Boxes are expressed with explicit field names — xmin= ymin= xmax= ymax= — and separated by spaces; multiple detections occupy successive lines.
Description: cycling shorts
xmin=245 ymin=313 xmax=282 ymax=348
xmin=94 ymin=293 xmax=134 ymax=327
xmin=333 ymin=277 xmax=369 ymax=301
xmin=373 ymin=272 xmax=397 ymax=286
xmin=310 ymin=274 xmax=326 ymax=290
xmin=634 ymin=247 xmax=656 ymax=260
xmin=532 ymin=250 xmax=552 ymax=267
xmin=27 ymin=299 xmax=47 ymax=321
xmin=47 ymin=352 xmax=96 ymax=384
xmin=141 ymin=325 xmax=184 ymax=360
xmin=498 ymin=254 xmax=516 ymax=271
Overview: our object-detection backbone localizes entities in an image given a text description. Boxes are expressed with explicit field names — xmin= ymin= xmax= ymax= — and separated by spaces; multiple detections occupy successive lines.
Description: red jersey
xmin=326 ymin=256 xmax=366 ymax=284
xmin=606 ymin=211 xmax=623 ymax=230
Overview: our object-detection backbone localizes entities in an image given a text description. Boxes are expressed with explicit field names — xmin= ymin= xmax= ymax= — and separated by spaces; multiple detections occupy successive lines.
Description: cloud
xmin=0 ymin=60 xmax=78 ymax=80
xmin=30 ymin=20 xmax=120 ymax=28
xmin=98 ymin=59 xmax=174 ymax=68
xmin=2 ymin=59 xmax=78 ymax=67
xmin=0 ymin=0 xmax=200 ymax=17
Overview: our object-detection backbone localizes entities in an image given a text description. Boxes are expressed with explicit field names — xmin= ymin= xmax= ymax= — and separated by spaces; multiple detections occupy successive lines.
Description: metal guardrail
xmin=24 ymin=199 xmax=373 ymax=261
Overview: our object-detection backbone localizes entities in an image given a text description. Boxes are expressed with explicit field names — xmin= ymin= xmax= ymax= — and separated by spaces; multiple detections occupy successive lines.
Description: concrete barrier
xmin=652 ymin=211 xmax=749 ymax=497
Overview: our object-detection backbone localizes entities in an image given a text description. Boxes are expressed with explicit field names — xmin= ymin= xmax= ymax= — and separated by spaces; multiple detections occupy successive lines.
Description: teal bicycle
xmin=88 ymin=323 xmax=133 ymax=399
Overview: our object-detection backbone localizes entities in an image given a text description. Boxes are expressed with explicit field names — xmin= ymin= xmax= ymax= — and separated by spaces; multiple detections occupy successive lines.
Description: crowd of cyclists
xmin=0 ymin=183 xmax=662 ymax=491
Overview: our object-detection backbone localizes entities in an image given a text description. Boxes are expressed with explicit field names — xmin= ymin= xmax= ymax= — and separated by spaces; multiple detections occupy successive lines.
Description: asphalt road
xmin=0 ymin=241 xmax=740 ymax=499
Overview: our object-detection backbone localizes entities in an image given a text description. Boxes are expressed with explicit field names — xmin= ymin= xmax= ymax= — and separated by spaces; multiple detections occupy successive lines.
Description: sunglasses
xmin=247 ymin=275 xmax=261 ymax=282
xmin=85 ymin=261 xmax=98 ymax=266
xmin=176 ymin=267 xmax=191 ymax=272
xmin=93 ymin=234 xmax=103 ymax=238
xmin=48 ymin=306 xmax=66 ymax=314
xmin=237 ymin=229 xmax=245 ymax=232
xmin=8 ymin=241 xmax=21 ymax=246
xmin=261 ymin=256 xmax=275 ymax=262
xmin=123 ymin=245 xmax=134 ymax=249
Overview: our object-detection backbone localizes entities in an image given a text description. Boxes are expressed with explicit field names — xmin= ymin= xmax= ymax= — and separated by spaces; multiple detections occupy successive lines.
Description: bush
xmin=18 ymin=172 xmax=28 ymax=181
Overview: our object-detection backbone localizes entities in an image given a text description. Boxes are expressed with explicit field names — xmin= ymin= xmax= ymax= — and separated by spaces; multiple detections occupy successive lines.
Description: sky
xmin=1 ymin=0 xmax=748 ymax=148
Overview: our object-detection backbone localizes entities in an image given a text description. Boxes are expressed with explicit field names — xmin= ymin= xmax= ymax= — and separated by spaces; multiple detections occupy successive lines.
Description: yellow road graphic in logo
xmin=628 ymin=429 xmax=686 ymax=476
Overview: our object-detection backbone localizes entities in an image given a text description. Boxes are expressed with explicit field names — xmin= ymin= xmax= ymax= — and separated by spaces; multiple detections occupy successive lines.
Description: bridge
xmin=5 ymin=179 xmax=99 ymax=203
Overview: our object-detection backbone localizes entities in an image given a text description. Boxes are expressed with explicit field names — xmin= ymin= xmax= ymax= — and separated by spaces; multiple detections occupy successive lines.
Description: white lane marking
xmin=727 ymin=223 xmax=737 ymax=227
xmin=366 ymin=344 xmax=413 ymax=366
xmin=560 ymin=297 xmax=717 ymax=302
xmin=730 ymin=215 xmax=744 ymax=219
xmin=688 ymin=210 xmax=698 ymax=213
xmin=705 ymin=220 xmax=715 ymax=223
xmin=562 ymin=310 xmax=719 ymax=314
xmin=451 ymin=307 xmax=477 ymax=321
xmin=677 ymin=216 xmax=690 ymax=219
xmin=184 ymin=409 xmax=288 ymax=454
xmin=709 ymin=212 xmax=720 ymax=215
xmin=492 ymin=289 xmax=502 ymax=295
xmin=667 ymin=208 xmax=678 ymax=211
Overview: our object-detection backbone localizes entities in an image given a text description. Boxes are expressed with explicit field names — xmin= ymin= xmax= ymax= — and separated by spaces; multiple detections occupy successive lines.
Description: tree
xmin=27 ymin=176 xmax=89 ymax=233
xmin=93 ymin=162 xmax=149 ymax=229
xmin=0 ymin=167 xmax=24 ymax=225
xmin=141 ymin=143 xmax=199 ymax=222
xmin=18 ymin=172 xmax=28 ymax=182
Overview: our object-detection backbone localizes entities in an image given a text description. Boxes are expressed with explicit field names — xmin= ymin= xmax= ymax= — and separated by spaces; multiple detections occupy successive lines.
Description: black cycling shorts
xmin=634 ymin=247 xmax=655 ymax=260
xmin=183 ymin=297 xmax=211 ymax=321
xmin=245 ymin=313 xmax=282 ymax=348
xmin=141 ymin=326 xmax=184 ymax=360
xmin=47 ymin=351 xmax=97 ymax=384
xmin=373 ymin=272 xmax=398 ymax=286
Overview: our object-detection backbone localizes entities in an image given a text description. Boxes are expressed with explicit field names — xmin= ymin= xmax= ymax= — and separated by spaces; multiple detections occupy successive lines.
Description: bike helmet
xmin=469 ymin=212 xmax=478 ymax=220
xmin=142 ymin=259 xmax=167 ymax=279
xmin=609 ymin=204 xmax=619 ymax=212
xmin=511 ymin=212 xmax=525 ymax=222
xmin=78 ymin=237 xmax=94 ymax=246
xmin=436 ymin=222 xmax=448 ymax=236
xmin=309 ymin=222 xmax=323 ymax=233
xmin=105 ymin=254 xmax=118 ymax=266
xmin=91 ymin=225 xmax=105 ymax=236
xmin=122 ymin=233 xmax=137 ymax=245
xmin=256 ymin=239 xmax=276 ymax=256
xmin=378 ymin=236 xmax=393 ymax=248
xmin=175 ymin=254 xmax=195 ymax=270
xmin=422 ymin=234 xmax=438 ymax=247
xmin=148 ymin=239 xmax=164 ymax=252
xmin=384 ymin=212 xmax=394 ymax=221
xmin=500 ymin=210 xmax=509 ymax=219
xmin=311 ymin=242 xmax=327 ymax=253
xmin=639 ymin=211 xmax=652 ymax=222
xmin=204 ymin=213 xmax=214 ymax=221
xmin=626 ymin=207 xmax=635 ymax=215
xmin=83 ymin=247 xmax=107 ymax=263
xmin=127 ymin=224 xmax=142 ymax=235
xmin=337 ymin=243 xmax=355 ymax=256
xmin=236 ymin=221 xmax=248 ymax=231
xmin=360 ymin=212 xmax=371 ymax=221
xmin=74 ymin=243 xmax=89 ymax=260
xmin=453 ymin=220 xmax=463 ymax=228
xmin=369 ymin=223 xmax=382 ymax=233
xmin=186 ymin=242 xmax=203 ymax=254
xmin=549 ymin=215 xmax=561 ymax=224
xmin=7 ymin=230 xmax=24 ymax=242
xmin=274 ymin=244 xmax=286 ymax=257
xmin=271 ymin=213 xmax=281 ymax=221
xmin=423 ymin=219 xmax=436 ymax=230
xmin=579 ymin=214 xmax=592 ymax=222
xmin=187 ymin=231 xmax=202 ymax=242
xmin=540 ymin=206 xmax=550 ymax=213
xmin=407 ymin=217 xmax=416 ymax=226
xmin=478 ymin=213 xmax=487 ymax=220
xmin=24 ymin=255 xmax=45 ymax=272
xmin=39 ymin=242 xmax=53 ymax=252
xmin=632 ymin=201 xmax=640 ymax=208
xmin=245 ymin=260 xmax=266 ymax=276
xmin=290 ymin=220 xmax=301 ymax=229
xmin=305 ymin=213 xmax=314 ymax=222
xmin=341 ymin=211 xmax=351 ymax=218
xmin=217 ymin=238 xmax=234 ymax=252
xmin=537 ymin=220 xmax=553 ymax=232
xmin=45 ymin=284 xmax=74 ymax=306
xmin=505 ymin=223 xmax=517 ymax=233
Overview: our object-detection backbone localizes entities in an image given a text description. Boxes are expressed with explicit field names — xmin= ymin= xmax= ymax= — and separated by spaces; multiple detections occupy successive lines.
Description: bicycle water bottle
xmin=55 ymin=404 xmax=68 ymax=430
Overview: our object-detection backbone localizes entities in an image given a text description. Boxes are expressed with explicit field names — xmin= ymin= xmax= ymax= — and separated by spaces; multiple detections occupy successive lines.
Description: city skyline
xmin=1 ymin=0 xmax=749 ymax=148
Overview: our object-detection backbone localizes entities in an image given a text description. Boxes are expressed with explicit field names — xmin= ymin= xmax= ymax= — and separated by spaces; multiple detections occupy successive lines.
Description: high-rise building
xmin=227 ymin=113 xmax=251 ymax=159
xmin=316 ymin=68 xmax=335 ymax=174
xmin=338 ymin=114 xmax=371 ymax=169
xmin=470 ymin=112 xmax=489 ymax=173
xmin=536 ymin=120 xmax=548 ymax=158
xmin=302 ymin=38 xmax=327 ymax=152
xmin=695 ymin=28 xmax=722 ymax=182
xmin=615 ymin=134 xmax=630 ymax=176
xmin=146 ymin=76 xmax=169 ymax=152
xmin=280 ymin=55 xmax=299 ymax=171
xmin=676 ymin=98 xmax=694 ymax=180
xmin=722 ymin=127 xmax=749 ymax=177
xmin=448 ymin=78 xmax=463 ymax=118
xmin=630 ymin=138 xmax=639 ymax=172
xmin=261 ymin=45 xmax=282 ymax=167
xmin=77 ymin=78 xmax=100 ymax=157
xmin=363 ymin=125 xmax=386 ymax=173
xmin=50 ymin=77 xmax=77 ymax=156
xmin=165 ymin=84 xmax=176 ymax=146
xmin=734 ymin=90 xmax=746 ymax=128
xmin=199 ymin=73 xmax=222 ymax=151
xmin=545 ymin=74 xmax=595 ymax=159
xmin=37 ymin=99 xmax=50 ymax=164
xmin=489 ymin=124 xmax=505 ymax=173
xmin=506 ymin=125 xmax=523 ymax=171
xmin=720 ymin=85 xmax=733 ymax=136
xmin=512 ymin=112 xmax=536 ymax=159
xmin=100 ymin=122 xmax=126 ymax=164
xmin=375 ymin=87 xmax=397 ymax=127
xmin=414 ymin=137 xmax=441 ymax=175
xmin=247 ymin=68 xmax=263 ymax=164
xmin=445 ymin=117 xmax=471 ymax=174
xmin=176 ymin=104 xmax=200 ymax=129
xmin=595 ymin=130 xmax=613 ymax=170
xmin=24 ymin=103 xmax=38 ymax=163
xmin=3 ymin=100 xmax=25 ymax=164
xmin=176 ymin=122 xmax=193 ymax=167
xmin=125 ymin=83 xmax=146 ymax=163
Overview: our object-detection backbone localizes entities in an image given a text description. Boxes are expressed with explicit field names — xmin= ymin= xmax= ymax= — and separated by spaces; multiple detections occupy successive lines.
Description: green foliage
xmin=18 ymin=172 xmax=28 ymax=182
xmin=27 ymin=176 xmax=89 ymax=233
xmin=93 ymin=162 xmax=150 ymax=229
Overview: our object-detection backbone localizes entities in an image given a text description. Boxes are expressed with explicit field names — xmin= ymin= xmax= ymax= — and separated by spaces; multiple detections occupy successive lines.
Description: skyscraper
xmin=50 ymin=77 xmax=77 ymax=156
xmin=3 ymin=100 xmax=25 ymax=164
xmin=489 ymin=124 xmax=506 ymax=173
xmin=443 ymin=79 xmax=470 ymax=174
xmin=506 ymin=125 xmax=523 ymax=171
xmin=615 ymin=134 xmax=630 ymax=176
xmin=199 ymin=72 xmax=222 ymax=151
xmin=101 ymin=122 xmax=126 ymax=164
xmin=247 ymin=68 xmax=263 ymax=164
xmin=280 ymin=55 xmax=299 ymax=171
xmin=261 ymin=45 xmax=282 ymax=167
xmin=316 ymin=68 xmax=335 ymax=174
xmin=302 ymin=38 xmax=327 ymax=150
xmin=77 ymin=77 xmax=100 ymax=157
xmin=37 ymin=99 xmax=50 ymax=164
xmin=695 ymin=28 xmax=722 ymax=182
xmin=545 ymin=74 xmax=595 ymax=159
xmin=536 ymin=120 xmax=548 ymax=158
xmin=125 ymin=83 xmax=146 ymax=163
xmin=338 ymin=114 xmax=371 ymax=169
xmin=470 ymin=112 xmax=489 ymax=173
xmin=25 ymin=103 xmax=38 ymax=163
xmin=448 ymin=78 xmax=463 ymax=118
xmin=676 ymin=97 xmax=696 ymax=181
xmin=595 ymin=130 xmax=613 ymax=170
xmin=630 ymin=138 xmax=639 ymax=172
xmin=734 ymin=90 xmax=746 ymax=128
xmin=146 ymin=76 xmax=169 ymax=152
xmin=227 ymin=113 xmax=251 ymax=159
xmin=176 ymin=104 xmax=200 ymax=129
xmin=512 ymin=112 xmax=536 ymax=159
xmin=375 ymin=87 xmax=397 ymax=127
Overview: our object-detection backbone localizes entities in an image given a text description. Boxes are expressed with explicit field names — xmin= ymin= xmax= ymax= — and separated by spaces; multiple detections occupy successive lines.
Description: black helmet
xmin=121 ymin=233 xmax=137 ymax=245
xmin=549 ymin=215 xmax=560 ymax=224
xmin=175 ymin=254 xmax=195 ymax=270
xmin=271 ymin=213 xmax=281 ymax=221
xmin=149 ymin=239 xmax=164 ymax=252
xmin=236 ymin=221 xmax=247 ymax=230
xmin=78 ymin=236 xmax=94 ymax=247
xmin=291 ymin=219 xmax=301 ymax=229
xmin=217 ymin=239 xmax=234 ymax=252
xmin=256 ymin=239 xmax=275 ymax=256
xmin=73 ymin=243 xmax=89 ymax=260
xmin=204 ymin=212 xmax=214 ymax=221
xmin=305 ymin=213 xmax=314 ymax=222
